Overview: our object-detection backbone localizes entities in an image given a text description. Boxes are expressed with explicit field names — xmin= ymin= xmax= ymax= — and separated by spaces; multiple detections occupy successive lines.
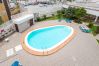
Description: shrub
xmin=87 ymin=23 xmax=94 ymax=28
xmin=51 ymin=14 xmax=55 ymax=17
xmin=64 ymin=7 xmax=87 ymax=23
xmin=36 ymin=17 xmax=41 ymax=21
xmin=82 ymin=14 xmax=95 ymax=23
xmin=75 ymin=19 xmax=82 ymax=24
xmin=88 ymin=23 xmax=99 ymax=36
xmin=91 ymin=26 xmax=97 ymax=36
xmin=74 ymin=7 xmax=87 ymax=20
xmin=95 ymin=26 xmax=99 ymax=34
xmin=96 ymin=39 xmax=99 ymax=44
xmin=43 ymin=15 xmax=47 ymax=20
xmin=65 ymin=7 xmax=76 ymax=19
xmin=57 ymin=10 xmax=62 ymax=19
xmin=67 ymin=0 xmax=75 ymax=2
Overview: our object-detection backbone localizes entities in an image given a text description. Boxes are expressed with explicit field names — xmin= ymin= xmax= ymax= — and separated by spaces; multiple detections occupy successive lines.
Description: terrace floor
xmin=0 ymin=20 xmax=99 ymax=66
xmin=95 ymin=34 xmax=99 ymax=40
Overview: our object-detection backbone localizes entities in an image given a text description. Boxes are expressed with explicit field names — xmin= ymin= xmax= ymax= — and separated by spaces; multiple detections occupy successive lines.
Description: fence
xmin=0 ymin=20 xmax=16 ymax=40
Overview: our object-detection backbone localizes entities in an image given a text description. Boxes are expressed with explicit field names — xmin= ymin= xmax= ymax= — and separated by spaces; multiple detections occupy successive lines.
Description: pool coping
xmin=21 ymin=25 xmax=77 ymax=56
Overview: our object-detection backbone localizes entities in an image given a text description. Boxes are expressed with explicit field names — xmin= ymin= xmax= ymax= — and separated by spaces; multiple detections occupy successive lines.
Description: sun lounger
xmin=4 ymin=38 xmax=9 ymax=42
xmin=79 ymin=25 xmax=91 ymax=33
xmin=11 ymin=60 xmax=22 ymax=66
xmin=6 ymin=48 xmax=14 ymax=57
xmin=65 ymin=18 xmax=73 ymax=23
xmin=15 ymin=45 xmax=22 ymax=52
xmin=80 ymin=27 xmax=86 ymax=32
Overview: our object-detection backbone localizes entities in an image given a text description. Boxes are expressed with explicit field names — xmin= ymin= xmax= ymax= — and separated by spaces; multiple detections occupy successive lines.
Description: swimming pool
xmin=23 ymin=25 xmax=74 ymax=55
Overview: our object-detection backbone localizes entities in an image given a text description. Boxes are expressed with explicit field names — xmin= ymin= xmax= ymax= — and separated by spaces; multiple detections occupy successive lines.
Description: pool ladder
xmin=42 ymin=47 xmax=48 ymax=55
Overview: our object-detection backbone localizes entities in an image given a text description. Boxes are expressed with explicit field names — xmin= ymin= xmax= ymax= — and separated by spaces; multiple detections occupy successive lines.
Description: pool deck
xmin=0 ymin=20 xmax=99 ymax=66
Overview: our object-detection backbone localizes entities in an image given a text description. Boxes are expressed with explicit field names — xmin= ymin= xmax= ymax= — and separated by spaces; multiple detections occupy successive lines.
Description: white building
xmin=75 ymin=0 xmax=99 ymax=2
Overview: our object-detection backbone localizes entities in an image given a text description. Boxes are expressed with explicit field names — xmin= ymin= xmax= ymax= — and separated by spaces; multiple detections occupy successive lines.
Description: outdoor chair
xmin=11 ymin=60 xmax=22 ymax=66
xmin=4 ymin=38 xmax=9 ymax=42
xmin=65 ymin=18 xmax=73 ymax=23
xmin=79 ymin=25 xmax=91 ymax=33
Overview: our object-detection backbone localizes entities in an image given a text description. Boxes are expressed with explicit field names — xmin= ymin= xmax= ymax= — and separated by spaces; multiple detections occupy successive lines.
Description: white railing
xmin=0 ymin=20 xmax=16 ymax=39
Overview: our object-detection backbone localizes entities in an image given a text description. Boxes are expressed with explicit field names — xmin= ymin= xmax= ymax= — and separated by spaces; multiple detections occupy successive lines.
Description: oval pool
xmin=23 ymin=25 xmax=74 ymax=55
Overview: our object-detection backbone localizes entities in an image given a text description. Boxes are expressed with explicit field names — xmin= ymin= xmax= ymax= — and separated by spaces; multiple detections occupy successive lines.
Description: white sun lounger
xmin=4 ymin=38 xmax=9 ymax=42
xmin=15 ymin=45 xmax=22 ymax=52
xmin=6 ymin=48 xmax=14 ymax=57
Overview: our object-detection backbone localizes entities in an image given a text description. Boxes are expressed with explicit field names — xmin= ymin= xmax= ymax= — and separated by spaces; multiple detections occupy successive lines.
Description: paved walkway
xmin=95 ymin=34 xmax=99 ymax=40
xmin=0 ymin=20 xmax=99 ymax=66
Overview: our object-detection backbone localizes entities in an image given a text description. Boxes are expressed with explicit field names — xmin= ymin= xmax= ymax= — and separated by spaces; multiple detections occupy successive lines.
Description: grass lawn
xmin=44 ymin=16 xmax=58 ymax=21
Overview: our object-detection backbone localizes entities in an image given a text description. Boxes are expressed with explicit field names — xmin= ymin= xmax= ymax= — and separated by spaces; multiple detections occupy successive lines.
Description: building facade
xmin=75 ymin=0 xmax=99 ymax=2
xmin=0 ymin=0 xmax=21 ymax=25
xmin=0 ymin=0 xmax=9 ymax=24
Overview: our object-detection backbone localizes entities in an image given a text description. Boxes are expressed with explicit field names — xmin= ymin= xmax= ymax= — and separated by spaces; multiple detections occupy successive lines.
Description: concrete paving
xmin=0 ymin=20 xmax=99 ymax=66
xmin=95 ymin=34 xmax=99 ymax=40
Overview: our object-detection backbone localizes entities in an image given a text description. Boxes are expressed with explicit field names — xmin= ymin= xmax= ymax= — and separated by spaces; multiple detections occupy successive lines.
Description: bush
xmin=87 ymin=23 xmax=94 ymax=28
xmin=64 ymin=7 xmax=87 ymax=23
xmin=57 ymin=10 xmax=62 ymax=19
xmin=95 ymin=26 xmax=99 ymax=34
xmin=91 ymin=26 xmax=97 ymax=36
xmin=74 ymin=7 xmax=87 ymax=20
xmin=82 ymin=14 xmax=95 ymax=23
xmin=96 ymin=39 xmax=99 ymax=44
xmin=51 ymin=14 xmax=55 ymax=17
xmin=65 ymin=7 xmax=76 ymax=19
xmin=88 ymin=23 xmax=99 ymax=36
xmin=74 ymin=19 xmax=82 ymax=24
xmin=36 ymin=17 xmax=41 ymax=21
xmin=67 ymin=0 xmax=75 ymax=2
xmin=43 ymin=15 xmax=47 ymax=20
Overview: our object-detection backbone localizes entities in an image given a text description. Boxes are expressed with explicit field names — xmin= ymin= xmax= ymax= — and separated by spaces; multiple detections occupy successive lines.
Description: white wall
xmin=91 ymin=0 xmax=99 ymax=2
xmin=18 ymin=21 xmax=30 ymax=32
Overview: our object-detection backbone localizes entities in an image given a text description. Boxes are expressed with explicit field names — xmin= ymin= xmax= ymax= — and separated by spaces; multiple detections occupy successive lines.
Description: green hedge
xmin=36 ymin=14 xmax=58 ymax=22
xmin=87 ymin=23 xmax=94 ymax=28
xmin=87 ymin=23 xmax=99 ymax=36
xmin=96 ymin=39 xmax=99 ymax=44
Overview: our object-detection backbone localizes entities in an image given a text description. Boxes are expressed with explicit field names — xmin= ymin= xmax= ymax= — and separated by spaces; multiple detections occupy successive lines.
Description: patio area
xmin=0 ymin=20 xmax=99 ymax=66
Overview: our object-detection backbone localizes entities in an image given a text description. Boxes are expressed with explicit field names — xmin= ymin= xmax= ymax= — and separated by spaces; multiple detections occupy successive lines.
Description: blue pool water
xmin=25 ymin=25 xmax=73 ymax=50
